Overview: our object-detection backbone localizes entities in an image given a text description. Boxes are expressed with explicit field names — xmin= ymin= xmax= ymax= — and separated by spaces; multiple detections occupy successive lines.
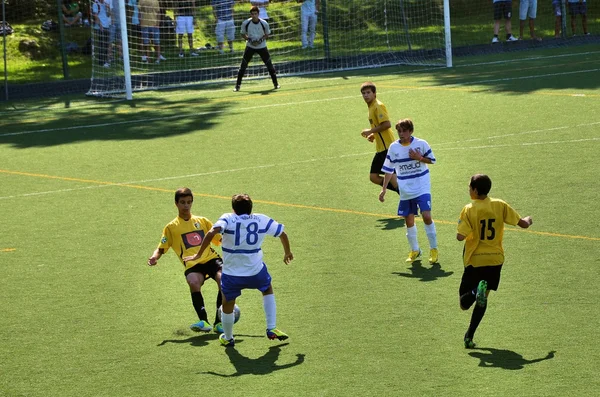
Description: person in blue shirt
xmin=212 ymin=0 xmax=236 ymax=54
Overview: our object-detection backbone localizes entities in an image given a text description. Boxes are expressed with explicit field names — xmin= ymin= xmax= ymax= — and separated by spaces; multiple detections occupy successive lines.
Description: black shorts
xmin=370 ymin=150 xmax=388 ymax=174
xmin=568 ymin=3 xmax=587 ymax=15
xmin=493 ymin=1 xmax=513 ymax=20
xmin=459 ymin=264 xmax=503 ymax=296
xmin=184 ymin=257 xmax=222 ymax=279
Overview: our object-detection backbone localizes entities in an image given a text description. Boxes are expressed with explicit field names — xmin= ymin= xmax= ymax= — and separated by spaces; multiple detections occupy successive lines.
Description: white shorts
xmin=175 ymin=16 xmax=194 ymax=34
xmin=215 ymin=19 xmax=235 ymax=42
xmin=519 ymin=0 xmax=537 ymax=20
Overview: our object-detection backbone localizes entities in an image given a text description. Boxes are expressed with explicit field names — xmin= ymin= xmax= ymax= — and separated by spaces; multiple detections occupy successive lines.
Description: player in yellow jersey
xmin=456 ymin=174 xmax=533 ymax=348
xmin=360 ymin=82 xmax=399 ymax=195
xmin=147 ymin=187 xmax=225 ymax=333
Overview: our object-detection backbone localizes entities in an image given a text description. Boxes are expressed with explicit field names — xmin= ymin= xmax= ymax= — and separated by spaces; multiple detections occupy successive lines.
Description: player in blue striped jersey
xmin=379 ymin=119 xmax=439 ymax=265
xmin=184 ymin=193 xmax=293 ymax=347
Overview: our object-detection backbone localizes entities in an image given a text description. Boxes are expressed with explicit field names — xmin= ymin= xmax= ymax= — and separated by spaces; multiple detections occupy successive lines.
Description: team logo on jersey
xmin=194 ymin=222 xmax=200 ymax=229
xmin=458 ymin=219 xmax=462 ymax=224
xmin=182 ymin=230 xmax=205 ymax=248
xmin=161 ymin=236 xmax=167 ymax=244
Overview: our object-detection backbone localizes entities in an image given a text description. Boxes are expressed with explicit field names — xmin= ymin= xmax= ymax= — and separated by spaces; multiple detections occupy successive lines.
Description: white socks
xmin=424 ymin=222 xmax=437 ymax=249
xmin=222 ymin=312 xmax=235 ymax=340
xmin=406 ymin=225 xmax=419 ymax=251
xmin=263 ymin=294 xmax=277 ymax=330
xmin=406 ymin=223 xmax=437 ymax=251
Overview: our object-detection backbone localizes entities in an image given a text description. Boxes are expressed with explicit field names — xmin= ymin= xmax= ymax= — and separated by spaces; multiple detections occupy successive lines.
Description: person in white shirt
xmin=299 ymin=0 xmax=319 ymax=49
xmin=183 ymin=193 xmax=293 ymax=347
xmin=379 ymin=118 xmax=439 ymax=265
xmin=233 ymin=6 xmax=279 ymax=92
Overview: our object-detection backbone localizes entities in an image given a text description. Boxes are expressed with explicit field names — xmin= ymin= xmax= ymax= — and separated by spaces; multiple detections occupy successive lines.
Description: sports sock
xmin=263 ymin=294 xmax=277 ymax=330
xmin=424 ymin=222 xmax=437 ymax=249
xmin=406 ymin=225 xmax=419 ymax=252
xmin=191 ymin=291 xmax=208 ymax=322
xmin=222 ymin=312 xmax=235 ymax=340
xmin=460 ymin=291 xmax=476 ymax=310
xmin=214 ymin=291 xmax=223 ymax=324
xmin=466 ymin=303 xmax=487 ymax=339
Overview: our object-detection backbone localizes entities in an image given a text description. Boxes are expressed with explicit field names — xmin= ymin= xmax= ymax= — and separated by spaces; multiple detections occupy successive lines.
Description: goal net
xmin=88 ymin=0 xmax=450 ymax=98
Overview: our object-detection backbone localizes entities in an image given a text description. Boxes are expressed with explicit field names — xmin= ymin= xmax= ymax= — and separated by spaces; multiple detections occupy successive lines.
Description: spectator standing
xmin=212 ymin=0 xmax=236 ymax=54
xmin=127 ymin=0 xmax=142 ymax=56
xmin=519 ymin=0 xmax=541 ymax=40
xmin=139 ymin=0 xmax=167 ymax=63
xmin=176 ymin=0 xmax=199 ymax=57
xmin=552 ymin=0 xmax=563 ymax=38
xmin=91 ymin=0 xmax=111 ymax=66
xmin=492 ymin=0 xmax=518 ymax=43
xmin=299 ymin=0 xmax=319 ymax=49
xmin=567 ymin=0 xmax=589 ymax=36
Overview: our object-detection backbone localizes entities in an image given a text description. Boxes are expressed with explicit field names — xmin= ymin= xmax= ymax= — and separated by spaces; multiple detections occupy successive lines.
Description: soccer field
xmin=1 ymin=45 xmax=599 ymax=396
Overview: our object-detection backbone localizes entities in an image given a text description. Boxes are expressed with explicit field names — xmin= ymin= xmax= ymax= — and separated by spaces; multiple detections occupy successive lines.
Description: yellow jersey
xmin=457 ymin=197 xmax=521 ymax=267
xmin=368 ymin=99 xmax=395 ymax=153
xmin=157 ymin=215 xmax=222 ymax=271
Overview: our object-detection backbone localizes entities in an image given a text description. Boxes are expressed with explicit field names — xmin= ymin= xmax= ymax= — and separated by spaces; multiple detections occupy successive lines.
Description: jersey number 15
xmin=479 ymin=219 xmax=496 ymax=240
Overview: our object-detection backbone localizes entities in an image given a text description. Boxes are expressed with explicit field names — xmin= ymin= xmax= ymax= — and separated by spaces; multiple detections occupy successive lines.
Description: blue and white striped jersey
xmin=214 ymin=212 xmax=284 ymax=276
xmin=382 ymin=136 xmax=436 ymax=200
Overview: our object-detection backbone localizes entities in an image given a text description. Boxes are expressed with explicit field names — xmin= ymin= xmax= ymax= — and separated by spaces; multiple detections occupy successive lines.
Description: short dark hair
xmin=250 ymin=5 xmax=259 ymax=14
xmin=396 ymin=118 xmax=414 ymax=132
xmin=175 ymin=187 xmax=193 ymax=203
xmin=360 ymin=81 xmax=376 ymax=94
xmin=232 ymin=193 xmax=253 ymax=215
xmin=470 ymin=174 xmax=492 ymax=196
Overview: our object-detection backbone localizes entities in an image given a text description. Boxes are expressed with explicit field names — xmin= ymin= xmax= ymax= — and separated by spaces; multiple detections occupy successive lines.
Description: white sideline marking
xmin=1 ymin=129 xmax=598 ymax=201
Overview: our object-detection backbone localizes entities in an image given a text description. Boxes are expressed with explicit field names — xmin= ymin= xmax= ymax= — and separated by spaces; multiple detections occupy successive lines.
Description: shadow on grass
xmin=0 ymin=93 xmax=235 ymax=148
xmin=393 ymin=261 xmax=453 ymax=282
xmin=157 ymin=332 xmax=264 ymax=348
xmin=157 ymin=332 xmax=219 ymax=348
xmin=376 ymin=217 xmax=405 ymax=230
xmin=468 ymin=348 xmax=556 ymax=370
xmin=199 ymin=342 xmax=306 ymax=377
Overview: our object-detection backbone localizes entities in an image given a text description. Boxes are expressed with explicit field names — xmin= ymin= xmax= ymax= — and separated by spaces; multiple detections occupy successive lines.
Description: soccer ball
xmin=218 ymin=304 xmax=241 ymax=324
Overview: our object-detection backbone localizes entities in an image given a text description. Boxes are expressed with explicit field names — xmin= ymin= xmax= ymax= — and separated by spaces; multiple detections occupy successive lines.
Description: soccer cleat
xmin=475 ymin=280 xmax=488 ymax=307
xmin=491 ymin=37 xmax=499 ymax=43
xmin=191 ymin=52 xmax=199 ymax=56
xmin=266 ymin=328 xmax=289 ymax=341
xmin=274 ymin=84 xmax=281 ymax=90
xmin=405 ymin=249 xmax=421 ymax=263
xmin=158 ymin=54 xmax=167 ymax=61
xmin=214 ymin=322 xmax=224 ymax=334
xmin=233 ymin=85 xmax=240 ymax=92
xmin=103 ymin=62 xmax=111 ymax=68
xmin=507 ymin=35 xmax=518 ymax=42
xmin=190 ymin=320 xmax=212 ymax=333
xmin=429 ymin=248 xmax=439 ymax=264
xmin=219 ymin=334 xmax=235 ymax=347
xmin=178 ymin=53 xmax=184 ymax=58
xmin=464 ymin=336 xmax=476 ymax=349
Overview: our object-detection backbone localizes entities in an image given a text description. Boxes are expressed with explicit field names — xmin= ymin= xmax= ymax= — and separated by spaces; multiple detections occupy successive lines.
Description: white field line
xmin=2 ymin=49 xmax=599 ymax=117
xmin=1 ymin=130 xmax=598 ymax=201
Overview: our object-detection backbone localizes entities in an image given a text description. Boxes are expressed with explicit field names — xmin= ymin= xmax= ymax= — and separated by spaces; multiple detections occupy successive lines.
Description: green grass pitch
xmin=1 ymin=45 xmax=599 ymax=396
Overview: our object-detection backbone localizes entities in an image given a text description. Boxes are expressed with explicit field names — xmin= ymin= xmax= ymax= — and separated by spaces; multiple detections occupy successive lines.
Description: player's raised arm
xmin=278 ymin=231 xmax=294 ymax=264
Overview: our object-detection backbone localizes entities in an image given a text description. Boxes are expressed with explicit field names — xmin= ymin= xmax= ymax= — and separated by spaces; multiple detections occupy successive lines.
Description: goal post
xmin=88 ymin=0 xmax=452 ymax=98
